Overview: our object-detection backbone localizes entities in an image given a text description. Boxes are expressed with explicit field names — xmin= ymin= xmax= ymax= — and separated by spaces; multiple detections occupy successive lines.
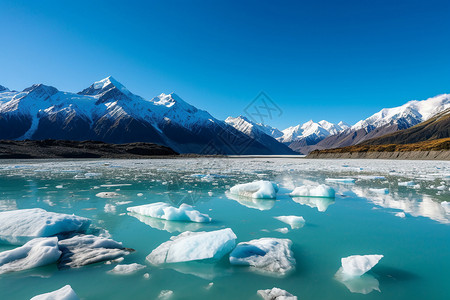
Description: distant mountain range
xmin=1 ymin=77 xmax=449 ymax=155
xmin=0 ymin=77 xmax=294 ymax=155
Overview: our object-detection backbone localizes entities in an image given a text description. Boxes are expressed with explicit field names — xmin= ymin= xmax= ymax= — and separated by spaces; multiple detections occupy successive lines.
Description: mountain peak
xmin=0 ymin=85 xmax=9 ymax=92
xmin=22 ymin=84 xmax=59 ymax=96
xmin=78 ymin=76 xmax=131 ymax=97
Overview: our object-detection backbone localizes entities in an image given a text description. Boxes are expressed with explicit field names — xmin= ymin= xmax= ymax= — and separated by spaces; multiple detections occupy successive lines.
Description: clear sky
xmin=1 ymin=0 xmax=449 ymax=129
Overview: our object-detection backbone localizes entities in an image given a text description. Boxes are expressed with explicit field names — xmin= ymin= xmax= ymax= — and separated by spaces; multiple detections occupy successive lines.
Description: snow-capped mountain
xmin=224 ymin=116 xmax=294 ymax=154
xmin=0 ymin=77 xmax=296 ymax=155
xmin=314 ymin=93 xmax=450 ymax=151
xmin=278 ymin=120 xmax=349 ymax=144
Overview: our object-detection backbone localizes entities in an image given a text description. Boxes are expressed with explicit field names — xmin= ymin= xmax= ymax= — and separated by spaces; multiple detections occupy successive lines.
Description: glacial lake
xmin=0 ymin=158 xmax=449 ymax=300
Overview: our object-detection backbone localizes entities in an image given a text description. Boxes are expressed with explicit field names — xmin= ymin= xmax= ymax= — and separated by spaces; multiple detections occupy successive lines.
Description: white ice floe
xmin=398 ymin=181 xmax=416 ymax=187
xmin=358 ymin=176 xmax=386 ymax=180
xmin=291 ymin=196 xmax=335 ymax=212
xmin=326 ymin=178 xmax=356 ymax=183
xmin=147 ymin=228 xmax=236 ymax=264
xmin=58 ymin=235 xmax=131 ymax=268
xmin=229 ymin=181 xmax=279 ymax=199
xmin=274 ymin=216 xmax=305 ymax=229
xmin=0 ymin=237 xmax=61 ymax=274
xmin=157 ymin=290 xmax=174 ymax=299
xmin=369 ymin=188 xmax=389 ymax=194
xmin=104 ymin=204 xmax=116 ymax=214
xmin=95 ymin=192 xmax=121 ymax=198
xmin=0 ymin=208 xmax=90 ymax=245
xmin=257 ymin=287 xmax=297 ymax=300
xmin=30 ymin=285 xmax=79 ymax=300
xmin=395 ymin=212 xmax=406 ymax=218
xmin=127 ymin=202 xmax=211 ymax=223
xmin=108 ymin=263 xmax=146 ymax=275
xmin=290 ymin=184 xmax=335 ymax=198
xmin=229 ymin=238 xmax=295 ymax=275
xmin=341 ymin=255 xmax=383 ymax=277
xmin=274 ymin=228 xmax=289 ymax=234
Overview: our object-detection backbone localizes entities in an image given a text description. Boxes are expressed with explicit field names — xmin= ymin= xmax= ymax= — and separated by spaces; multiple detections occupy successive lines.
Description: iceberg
xmin=30 ymin=285 xmax=79 ymax=300
xmin=291 ymin=196 xmax=334 ymax=212
xmin=0 ymin=208 xmax=90 ymax=245
xmin=341 ymin=255 xmax=383 ymax=276
xmin=257 ymin=287 xmax=297 ymax=300
xmin=108 ymin=263 xmax=146 ymax=275
xmin=274 ymin=216 xmax=305 ymax=229
xmin=127 ymin=202 xmax=211 ymax=223
xmin=147 ymin=228 xmax=236 ymax=264
xmin=290 ymin=184 xmax=335 ymax=198
xmin=229 ymin=181 xmax=279 ymax=199
xmin=95 ymin=192 xmax=121 ymax=198
xmin=229 ymin=238 xmax=295 ymax=275
xmin=58 ymin=234 xmax=131 ymax=268
xmin=0 ymin=237 xmax=61 ymax=274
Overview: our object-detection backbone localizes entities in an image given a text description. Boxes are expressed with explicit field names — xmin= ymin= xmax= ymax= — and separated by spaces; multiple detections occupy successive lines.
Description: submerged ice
xmin=274 ymin=216 xmax=305 ymax=229
xmin=147 ymin=228 xmax=236 ymax=264
xmin=127 ymin=202 xmax=211 ymax=223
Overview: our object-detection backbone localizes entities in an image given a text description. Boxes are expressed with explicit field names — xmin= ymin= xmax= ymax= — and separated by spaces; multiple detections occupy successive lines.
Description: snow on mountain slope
xmin=352 ymin=94 xmax=450 ymax=132
xmin=0 ymin=77 xmax=292 ymax=154
xmin=225 ymin=116 xmax=296 ymax=154
xmin=278 ymin=120 xmax=348 ymax=144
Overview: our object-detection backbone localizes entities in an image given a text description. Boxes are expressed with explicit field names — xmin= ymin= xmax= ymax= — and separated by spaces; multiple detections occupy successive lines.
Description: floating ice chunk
xmin=158 ymin=290 xmax=173 ymax=299
xmin=100 ymin=184 xmax=132 ymax=187
xmin=274 ymin=216 xmax=305 ymax=229
xmin=290 ymin=184 xmax=335 ymax=198
xmin=274 ymin=228 xmax=289 ymax=234
xmin=369 ymin=188 xmax=389 ymax=194
xmin=104 ymin=204 xmax=116 ymax=214
xmin=257 ymin=287 xmax=297 ymax=300
xmin=229 ymin=238 xmax=295 ymax=275
xmin=143 ymin=273 xmax=150 ymax=279
xmin=436 ymin=185 xmax=446 ymax=191
xmin=395 ymin=212 xmax=406 ymax=218
xmin=147 ymin=228 xmax=236 ymax=264
xmin=55 ymin=185 xmax=63 ymax=189
xmin=58 ymin=235 xmax=131 ymax=268
xmin=229 ymin=181 xmax=278 ymax=199
xmin=137 ymin=193 xmax=144 ymax=197
xmin=398 ymin=181 xmax=416 ymax=187
xmin=326 ymin=178 xmax=356 ymax=184
xmin=128 ymin=212 xmax=203 ymax=233
xmin=442 ymin=202 xmax=450 ymax=214
xmin=127 ymin=202 xmax=211 ymax=223
xmin=341 ymin=255 xmax=383 ymax=277
xmin=30 ymin=285 xmax=79 ymax=300
xmin=0 ymin=237 xmax=61 ymax=274
xmin=291 ymin=197 xmax=334 ymax=212
xmin=0 ymin=208 xmax=90 ymax=245
xmin=95 ymin=192 xmax=121 ymax=198
xmin=108 ymin=263 xmax=146 ymax=275
xmin=335 ymin=269 xmax=380 ymax=294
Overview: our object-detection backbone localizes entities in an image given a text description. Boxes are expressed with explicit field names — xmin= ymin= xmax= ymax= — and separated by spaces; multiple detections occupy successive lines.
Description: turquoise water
xmin=0 ymin=158 xmax=449 ymax=300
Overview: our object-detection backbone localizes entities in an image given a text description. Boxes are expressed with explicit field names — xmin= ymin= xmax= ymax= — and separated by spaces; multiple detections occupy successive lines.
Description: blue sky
xmin=1 ymin=0 xmax=449 ymax=129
